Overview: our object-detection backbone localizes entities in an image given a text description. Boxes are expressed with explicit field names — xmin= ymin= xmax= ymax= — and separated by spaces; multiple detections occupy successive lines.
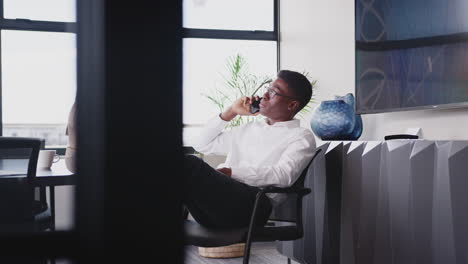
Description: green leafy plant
xmin=202 ymin=54 xmax=316 ymax=127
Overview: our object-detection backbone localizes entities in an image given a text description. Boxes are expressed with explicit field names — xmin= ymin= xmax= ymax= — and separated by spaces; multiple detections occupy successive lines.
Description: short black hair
xmin=277 ymin=70 xmax=313 ymax=112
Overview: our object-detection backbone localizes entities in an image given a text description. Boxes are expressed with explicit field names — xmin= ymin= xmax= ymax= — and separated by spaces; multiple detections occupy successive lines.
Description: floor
xmin=50 ymin=243 xmax=296 ymax=264
xmin=184 ymin=242 xmax=299 ymax=264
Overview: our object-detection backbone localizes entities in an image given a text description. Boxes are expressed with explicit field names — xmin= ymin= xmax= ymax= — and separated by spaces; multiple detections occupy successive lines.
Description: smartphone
xmin=249 ymin=97 xmax=262 ymax=114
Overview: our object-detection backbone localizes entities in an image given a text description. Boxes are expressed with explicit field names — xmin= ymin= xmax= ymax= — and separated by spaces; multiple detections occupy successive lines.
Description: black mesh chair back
xmin=269 ymin=150 xmax=319 ymax=223
xmin=0 ymin=137 xmax=42 ymax=232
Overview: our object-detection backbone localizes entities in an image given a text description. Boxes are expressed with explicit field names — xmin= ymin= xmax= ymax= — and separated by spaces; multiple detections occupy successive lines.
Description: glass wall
xmin=0 ymin=1 xmax=77 ymax=148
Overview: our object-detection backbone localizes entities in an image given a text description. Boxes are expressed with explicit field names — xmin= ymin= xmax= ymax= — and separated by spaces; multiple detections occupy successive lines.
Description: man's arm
xmin=229 ymin=132 xmax=316 ymax=187
xmin=193 ymin=96 xmax=259 ymax=155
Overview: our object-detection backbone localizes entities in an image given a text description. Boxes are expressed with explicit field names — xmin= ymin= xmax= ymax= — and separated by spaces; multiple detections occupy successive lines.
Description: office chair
xmin=184 ymin=149 xmax=322 ymax=264
xmin=0 ymin=137 xmax=53 ymax=233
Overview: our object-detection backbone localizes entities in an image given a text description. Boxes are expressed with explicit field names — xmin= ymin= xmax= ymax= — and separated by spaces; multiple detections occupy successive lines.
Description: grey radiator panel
xmin=340 ymin=141 xmax=365 ymax=264
xmin=410 ymin=140 xmax=436 ymax=264
xmin=432 ymin=142 xmax=456 ymax=264
xmin=358 ymin=142 xmax=381 ymax=264
xmin=386 ymin=141 xmax=413 ymax=264
xmin=448 ymin=142 xmax=468 ymax=264
xmin=276 ymin=140 xmax=468 ymax=264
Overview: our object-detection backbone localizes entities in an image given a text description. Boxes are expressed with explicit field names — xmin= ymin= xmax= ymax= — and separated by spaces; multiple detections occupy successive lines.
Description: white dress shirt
xmin=193 ymin=115 xmax=316 ymax=205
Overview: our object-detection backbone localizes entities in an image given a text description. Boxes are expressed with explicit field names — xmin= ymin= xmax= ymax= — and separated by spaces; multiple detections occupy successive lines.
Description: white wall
xmin=280 ymin=0 xmax=468 ymax=140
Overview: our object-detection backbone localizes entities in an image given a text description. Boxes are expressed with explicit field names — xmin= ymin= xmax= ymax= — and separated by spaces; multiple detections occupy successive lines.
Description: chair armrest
xmin=242 ymin=185 xmax=311 ymax=257
xmin=260 ymin=186 xmax=311 ymax=196
xmin=183 ymin=205 xmax=189 ymax=220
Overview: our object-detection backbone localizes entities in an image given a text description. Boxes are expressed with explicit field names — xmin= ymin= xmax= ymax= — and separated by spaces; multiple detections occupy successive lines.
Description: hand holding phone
xmin=222 ymin=97 xmax=260 ymax=121
xmin=249 ymin=97 xmax=262 ymax=114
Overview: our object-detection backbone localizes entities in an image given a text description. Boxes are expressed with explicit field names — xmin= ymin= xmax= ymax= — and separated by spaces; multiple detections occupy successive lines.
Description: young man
xmin=184 ymin=70 xmax=316 ymax=228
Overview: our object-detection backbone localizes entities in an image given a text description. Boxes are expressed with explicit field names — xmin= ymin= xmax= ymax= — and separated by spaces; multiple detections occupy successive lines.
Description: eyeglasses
xmin=265 ymin=87 xmax=300 ymax=100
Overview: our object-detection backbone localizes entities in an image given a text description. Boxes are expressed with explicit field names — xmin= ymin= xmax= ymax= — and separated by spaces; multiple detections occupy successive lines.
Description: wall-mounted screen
xmin=355 ymin=0 xmax=468 ymax=114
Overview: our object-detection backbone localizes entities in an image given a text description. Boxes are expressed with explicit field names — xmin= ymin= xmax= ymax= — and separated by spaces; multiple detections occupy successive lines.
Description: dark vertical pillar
xmin=76 ymin=0 xmax=106 ymax=255
xmin=76 ymin=0 xmax=183 ymax=263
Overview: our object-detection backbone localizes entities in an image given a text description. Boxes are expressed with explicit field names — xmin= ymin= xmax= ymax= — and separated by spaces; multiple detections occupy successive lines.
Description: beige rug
xmin=198 ymin=243 xmax=245 ymax=258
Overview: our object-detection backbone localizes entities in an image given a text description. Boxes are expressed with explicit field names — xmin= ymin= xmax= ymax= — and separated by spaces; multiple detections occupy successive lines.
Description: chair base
xmin=198 ymin=243 xmax=245 ymax=258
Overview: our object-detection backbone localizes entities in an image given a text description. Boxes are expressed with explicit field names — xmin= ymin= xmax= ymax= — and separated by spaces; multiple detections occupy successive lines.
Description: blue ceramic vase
xmin=310 ymin=93 xmax=363 ymax=140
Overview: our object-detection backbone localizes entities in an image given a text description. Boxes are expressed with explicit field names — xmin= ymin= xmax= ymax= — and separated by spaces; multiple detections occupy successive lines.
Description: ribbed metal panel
xmin=277 ymin=140 xmax=468 ymax=264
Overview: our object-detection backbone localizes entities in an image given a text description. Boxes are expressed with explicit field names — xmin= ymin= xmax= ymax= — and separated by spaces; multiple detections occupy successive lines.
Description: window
xmin=4 ymin=0 xmax=76 ymax=22
xmin=183 ymin=0 xmax=274 ymax=31
xmin=0 ymin=1 xmax=77 ymax=148
xmin=182 ymin=0 xmax=279 ymax=146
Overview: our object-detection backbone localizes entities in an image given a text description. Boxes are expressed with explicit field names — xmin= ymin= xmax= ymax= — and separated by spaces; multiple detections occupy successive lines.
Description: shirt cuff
xmin=217 ymin=113 xmax=230 ymax=123
xmin=230 ymin=167 xmax=254 ymax=185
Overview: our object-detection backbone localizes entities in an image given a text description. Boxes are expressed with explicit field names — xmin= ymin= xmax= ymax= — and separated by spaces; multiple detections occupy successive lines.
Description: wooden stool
xmin=198 ymin=243 xmax=245 ymax=258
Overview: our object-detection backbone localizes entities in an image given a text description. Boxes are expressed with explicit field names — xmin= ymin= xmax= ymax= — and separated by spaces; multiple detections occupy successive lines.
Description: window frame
xmin=182 ymin=0 xmax=280 ymax=131
xmin=0 ymin=0 xmax=77 ymax=151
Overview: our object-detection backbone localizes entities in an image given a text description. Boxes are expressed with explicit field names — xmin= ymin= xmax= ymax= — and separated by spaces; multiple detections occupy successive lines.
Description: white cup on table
xmin=37 ymin=150 xmax=60 ymax=169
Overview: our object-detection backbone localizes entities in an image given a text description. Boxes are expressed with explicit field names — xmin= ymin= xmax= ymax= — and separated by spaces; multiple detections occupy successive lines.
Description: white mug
xmin=37 ymin=150 xmax=60 ymax=169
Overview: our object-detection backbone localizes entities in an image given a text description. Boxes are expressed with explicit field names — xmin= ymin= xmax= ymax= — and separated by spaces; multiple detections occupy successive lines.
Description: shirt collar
xmin=262 ymin=118 xmax=300 ymax=128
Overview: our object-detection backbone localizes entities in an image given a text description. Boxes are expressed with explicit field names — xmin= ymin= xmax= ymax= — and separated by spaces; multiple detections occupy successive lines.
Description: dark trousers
xmin=183 ymin=155 xmax=272 ymax=228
